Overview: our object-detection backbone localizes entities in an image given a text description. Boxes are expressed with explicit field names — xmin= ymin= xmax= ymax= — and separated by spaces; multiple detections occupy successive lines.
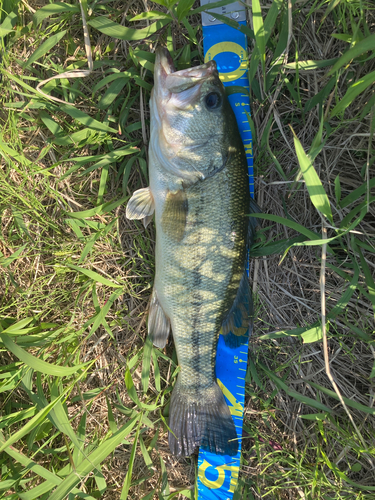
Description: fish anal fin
xmin=161 ymin=188 xmax=188 ymax=242
xmin=222 ymin=272 xmax=253 ymax=348
xmin=148 ymin=289 xmax=170 ymax=348
xmin=168 ymin=379 xmax=238 ymax=457
xmin=126 ymin=187 xmax=155 ymax=223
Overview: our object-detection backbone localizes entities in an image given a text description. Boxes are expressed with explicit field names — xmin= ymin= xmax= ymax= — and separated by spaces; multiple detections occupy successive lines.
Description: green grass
xmin=1 ymin=0 xmax=375 ymax=498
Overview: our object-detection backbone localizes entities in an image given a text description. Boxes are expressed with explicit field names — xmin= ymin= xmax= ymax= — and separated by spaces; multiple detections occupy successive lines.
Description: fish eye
xmin=205 ymin=91 xmax=221 ymax=110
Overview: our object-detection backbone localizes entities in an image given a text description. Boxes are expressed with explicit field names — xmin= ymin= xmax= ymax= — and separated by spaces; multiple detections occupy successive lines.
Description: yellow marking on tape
xmin=198 ymin=459 xmax=239 ymax=493
xmin=217 ymin=378 xmax=243 ymax=417
xmin=204 ymin=41 xmax=247 ymax=82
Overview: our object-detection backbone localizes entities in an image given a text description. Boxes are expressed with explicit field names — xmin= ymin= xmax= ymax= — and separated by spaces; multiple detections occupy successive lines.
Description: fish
xmin=126 ymin=47 xmax=259 ymax=457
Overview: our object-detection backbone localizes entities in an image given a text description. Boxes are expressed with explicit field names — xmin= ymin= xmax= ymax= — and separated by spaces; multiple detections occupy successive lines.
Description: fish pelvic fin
xmin=126 ymin=187 xmax=155 ymax=227
xmin=222 ymin=272 xmax=252 ymax=348
xmin=168 ymin=379 xmax=238 ymax=457
xmin=148 ymin=289 xmax=170 ymax=348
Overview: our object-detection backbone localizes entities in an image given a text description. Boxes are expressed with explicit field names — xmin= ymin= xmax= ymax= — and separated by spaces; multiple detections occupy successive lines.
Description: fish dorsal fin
xmin=148 ymin=289 xmax=170 ymax=348
xmin=221 ymin=272 xmax=253 ymax=348
xmin=161 ymin=188 xmax=188 ymax=242
xmin=126 ymin=187 xmax=155 ymax=227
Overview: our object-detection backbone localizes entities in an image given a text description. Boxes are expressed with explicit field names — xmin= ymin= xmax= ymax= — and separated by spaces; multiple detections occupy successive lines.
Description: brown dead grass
xmin=242 ymin=7 xmax=375 ymax=498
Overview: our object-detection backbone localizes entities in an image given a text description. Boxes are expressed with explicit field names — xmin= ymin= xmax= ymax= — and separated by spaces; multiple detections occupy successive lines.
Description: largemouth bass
xmin=126 ymin=48 xmax=258 ymax=457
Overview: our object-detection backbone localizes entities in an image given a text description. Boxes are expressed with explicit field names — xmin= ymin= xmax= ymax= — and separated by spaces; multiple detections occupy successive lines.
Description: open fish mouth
xmin=154 ymin=47 xmax=217 ymax=98
xmin=150 ymin=47 xmax=224 ymax=179
xmin=154 ymin=47 xmax=176 ymax=80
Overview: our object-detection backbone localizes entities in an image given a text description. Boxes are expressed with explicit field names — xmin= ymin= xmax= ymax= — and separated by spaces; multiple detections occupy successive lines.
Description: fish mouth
xmin=154 ymin=47 xmax=217 ymax=98
xmin=151 ymin=48 xmax=220 ymax=170
xmin=154 ymin=47 xmax=176 ymax=84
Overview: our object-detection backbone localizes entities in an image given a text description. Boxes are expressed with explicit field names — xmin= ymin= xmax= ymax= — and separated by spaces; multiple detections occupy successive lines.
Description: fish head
xmin=151 ymin=48 xmax=236 ymax=181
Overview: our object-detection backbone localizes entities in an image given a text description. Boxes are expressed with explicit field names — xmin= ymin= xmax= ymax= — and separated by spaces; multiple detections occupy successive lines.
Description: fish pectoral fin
xmin=148 ymin=289 xmax=170 ymax=348
xmin=221 ymin=271 xmax=253 ymax=348
xmin=142 ymin=214 xmax=154 ymax=228
xmin=126 ymin=187 xmax=155 ymax=226
xmin=160 ymin=188 xmax=188 ymax=242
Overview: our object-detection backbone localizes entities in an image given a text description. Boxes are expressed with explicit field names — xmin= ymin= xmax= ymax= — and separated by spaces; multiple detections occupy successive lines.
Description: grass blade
xmin=308 ymin=381 xmax=375 ymax=415
xmin=60 ymin=104 xmax=114 ymax=133
xmin=98 ymin=77 xmax=129 ymax=110
xmin=0 ymin=244 xmax=28 ymax=268
xmin=129 ymin=11 xmax=173 ymax=22
xmin=260 ymin=363 xmax=332 ymax=413
xmin=0 ymin=430 xmax=62 ymax=485
xmin=2 ymin=317 xmax=34 ymax=333
xmin=142 ymin=337 xmax=153 ymax=394
xmin=24 ymin=31 xmax=67 ymax=68
xmin=33 ymin=2 xmax=79 ymax=26
xmin=356 ymin=245 xmax=375 ymax=317
xmin=120 ymin=419 xmax=142 ymax=499
xmin=330 ymin=70 xmax=375 ymax=117
xmin=252 ymin=0 xmax=266 ymax=82
xmin=88 ymin=16 xmax=170 ymax=41
xmin=0 ymin=334 xmax=89 ymax=376
xmin=249 ymin=213 xmax=321 ymax=241
xmin=65 ymin=263 xmax=121 ymax=288
xmin=0 ymin=391 xmax=66 ymax=452
xmin=176 ymin=0 xmax=196 ymax=21
xmin=340 ymin=177 xmax=375 ymax=208
xmin=48 ymin=415 xmax=139 ymax=500
xmin=51 ymin=381 xmax=85 ymax=455
xmin=301 ymin=325 xmax=323 ymax=343
xmin=73 ymin=412 xmax=87 ymax=466
xmin=291 ymin=128 xmax=333 ymax=222
xmin=284 ymin=58 xmax=338 ymax=70
xmin=66 ymin=195 xmax=128 ymax=219
xmin=328 ymin=33 xmax=375 ymax=75
xmin=0 ymin=11 xmax=17 ymax=38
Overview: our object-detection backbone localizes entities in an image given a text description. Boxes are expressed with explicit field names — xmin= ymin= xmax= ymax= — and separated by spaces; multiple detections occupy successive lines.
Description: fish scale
xmin=161 ymin=168 xmax=248 ymax=395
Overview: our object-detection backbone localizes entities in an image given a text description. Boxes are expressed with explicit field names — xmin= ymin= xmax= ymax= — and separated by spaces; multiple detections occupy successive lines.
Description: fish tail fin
xmin=168 ymin=379 xmax=238 ymax=457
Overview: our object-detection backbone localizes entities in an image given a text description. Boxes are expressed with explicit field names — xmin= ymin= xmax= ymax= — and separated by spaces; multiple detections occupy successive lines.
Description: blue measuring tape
xmin=197 ymin=2 xmax=253 ymax=498
xmin=201 ymin=1 xmax=254 ymax=198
